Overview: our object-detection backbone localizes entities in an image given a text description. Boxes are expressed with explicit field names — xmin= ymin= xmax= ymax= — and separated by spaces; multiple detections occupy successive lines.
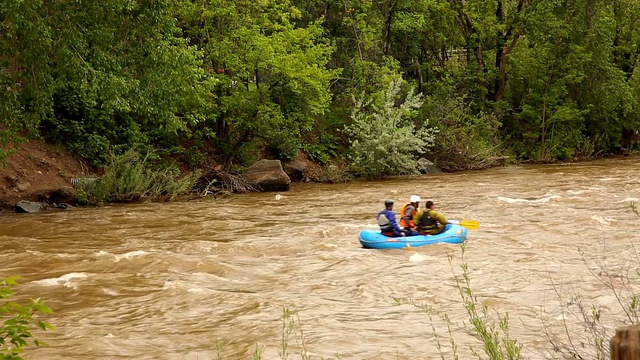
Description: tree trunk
xmin=414 ymin=57 xmax=424 ymax=94
xmin=488 ymin=0 xmax=526 ymax=102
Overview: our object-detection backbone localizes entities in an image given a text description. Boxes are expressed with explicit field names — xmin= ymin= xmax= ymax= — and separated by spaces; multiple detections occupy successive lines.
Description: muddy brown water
xmin=2 ymin=157 xmax=640 ymax=359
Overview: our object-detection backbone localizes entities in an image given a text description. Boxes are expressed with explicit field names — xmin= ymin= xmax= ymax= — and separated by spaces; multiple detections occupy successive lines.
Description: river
xmin=1 ymin=156 xmax=640 ymax=359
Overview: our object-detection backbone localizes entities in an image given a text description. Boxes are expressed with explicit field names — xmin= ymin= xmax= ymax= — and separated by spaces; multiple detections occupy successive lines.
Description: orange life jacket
xmin=399 ymin=203 xmax=417 ymax=228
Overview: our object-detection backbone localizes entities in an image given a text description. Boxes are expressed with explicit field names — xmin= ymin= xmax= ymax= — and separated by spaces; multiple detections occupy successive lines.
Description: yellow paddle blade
xmin=459 ymin=220 xmax=480 ymax=230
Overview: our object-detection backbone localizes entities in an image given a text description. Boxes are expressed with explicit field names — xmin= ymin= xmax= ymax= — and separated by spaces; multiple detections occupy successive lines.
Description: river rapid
xmin=2 ymin=156 xmax=640 ymax=359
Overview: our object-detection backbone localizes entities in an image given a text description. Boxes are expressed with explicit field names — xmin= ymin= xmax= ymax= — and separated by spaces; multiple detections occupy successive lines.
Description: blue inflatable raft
xmin=358 ymin=222 xmax=468 ymax=249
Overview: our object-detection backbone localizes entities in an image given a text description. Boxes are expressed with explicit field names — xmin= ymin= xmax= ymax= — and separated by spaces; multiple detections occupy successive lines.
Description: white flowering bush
xmin=345 ymin=79 xmax=437 ymax=178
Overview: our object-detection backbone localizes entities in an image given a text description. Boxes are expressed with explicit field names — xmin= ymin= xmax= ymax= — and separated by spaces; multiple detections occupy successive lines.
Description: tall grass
xmin=397 ymin=242 xmax=523 ymax=360
xmin=214 ymin=307 xmax=321 ymax=360
xmin=76 ymin=149 xmax=200 ymax=205
xmin=543 ymin=242 xmax=640 ymax=359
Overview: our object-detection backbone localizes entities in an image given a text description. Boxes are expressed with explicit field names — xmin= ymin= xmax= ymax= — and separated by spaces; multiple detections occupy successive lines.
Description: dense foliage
xmin=1 ymin=0 xmax=639 ymax=174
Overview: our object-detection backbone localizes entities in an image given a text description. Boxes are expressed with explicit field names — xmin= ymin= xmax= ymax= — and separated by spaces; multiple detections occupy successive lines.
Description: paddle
xmin=451 ymin=219 xmax=480 ymax=230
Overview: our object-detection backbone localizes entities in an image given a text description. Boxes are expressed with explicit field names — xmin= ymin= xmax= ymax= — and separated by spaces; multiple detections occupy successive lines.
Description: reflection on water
xmin=1 ymin=156 xmax=640 ymax=359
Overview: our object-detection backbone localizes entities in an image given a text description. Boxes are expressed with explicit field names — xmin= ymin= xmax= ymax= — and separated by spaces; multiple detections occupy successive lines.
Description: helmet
xmin=410 ymin=195 xmax=421 ymax=203
xmin=384 ymin=199 xmax=394 ymax=206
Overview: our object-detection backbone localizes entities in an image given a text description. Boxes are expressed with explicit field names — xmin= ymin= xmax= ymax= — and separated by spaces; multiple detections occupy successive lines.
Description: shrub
xmin=345 ymin=78 xmax=437 ymax=179
xmin=316 ymin=162 xmax=352 ymax=183
xmin=423 ymin=95 xmax=507 ymax=171
xmin=77 ymin=148 xmax=200 ymax=205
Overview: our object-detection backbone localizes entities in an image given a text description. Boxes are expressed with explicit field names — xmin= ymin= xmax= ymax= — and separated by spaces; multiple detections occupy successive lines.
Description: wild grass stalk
xmin=543 ymin=239 xmax=640 ymax=359
xmin=397 ymin=243 xmax=522 ymax=360
xmin=214 ymin=307 xmax=316 ymax=360
xmin=543 ymin=199 xmax=640 ymax=358
xmin=630 ymin=200 xmax=639 ymax=216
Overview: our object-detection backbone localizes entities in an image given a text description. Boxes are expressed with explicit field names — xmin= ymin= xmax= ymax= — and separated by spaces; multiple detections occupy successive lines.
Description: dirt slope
xmin=0 ymin=139 xmax=89 ymax=209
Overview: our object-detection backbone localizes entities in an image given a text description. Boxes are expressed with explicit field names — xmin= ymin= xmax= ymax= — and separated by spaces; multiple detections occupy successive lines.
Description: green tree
xmin=176 ymin=0 xmax=338 ymax=165
xmin=346 ymin=78 xmax=437 ymax=178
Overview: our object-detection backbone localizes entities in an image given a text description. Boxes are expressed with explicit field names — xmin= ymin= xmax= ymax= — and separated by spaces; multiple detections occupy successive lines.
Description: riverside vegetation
xmin=2 ymin=0 xmax=640 ymax=196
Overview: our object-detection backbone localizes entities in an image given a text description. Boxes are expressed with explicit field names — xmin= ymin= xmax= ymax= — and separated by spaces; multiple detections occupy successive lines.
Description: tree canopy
xmin=1 ymin=0 xmax=638 ymax=173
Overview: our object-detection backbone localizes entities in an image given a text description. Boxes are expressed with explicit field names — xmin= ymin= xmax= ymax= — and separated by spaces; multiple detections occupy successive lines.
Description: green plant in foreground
xmin=0 ymin=277 xmax=54 ymax=360
xmin=544 ymin=241 xmax=640 ymax=360
xmin=453 ymin=248 xmax=522 ymax=360
xmin=215 ymin=307 xmax=338 ymax=360
xmin=397 ymin=243 xmax=522 ymax=360
xmin=279 ymin=307 xmax=312 ymax=360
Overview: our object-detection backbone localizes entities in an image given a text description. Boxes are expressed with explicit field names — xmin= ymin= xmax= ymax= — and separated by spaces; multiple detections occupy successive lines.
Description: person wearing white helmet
xmin=399 ymin=195 xmax=421 ymax=235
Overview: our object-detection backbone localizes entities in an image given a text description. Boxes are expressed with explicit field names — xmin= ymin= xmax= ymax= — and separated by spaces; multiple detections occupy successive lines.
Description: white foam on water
xmin=497 ymin=195 xmax=561 ymax=204
xmin=162 ymin=281 xmax=179 ymax=291
xmin=587 ymin=186 xmax=606 ymax=191
xmin=26 ymin=250 xmax=44 ymax=256
xmin=95 ymin=250 xmax=149 ymax=261
xmin=187 ymin=287 xmax=216 ymax=294
xmin=191 ymin=272 xmax=239 ymax=283
xmin=590 ymin=215 xmax=613 ymax=226
xmin=409 ymin=253 xmax=427 ymax=262
xmin=102 ymin=288 xmax=120 ymax=296
xmin=497 ymin=196 xmax=528 ymax=203
xmin=34 ymin=272 xmax=89 ymax=289
xmin=114 ymin=250 xmax=149 ymax=262
xmin=567 ymin=189 xmax=590 ymax=195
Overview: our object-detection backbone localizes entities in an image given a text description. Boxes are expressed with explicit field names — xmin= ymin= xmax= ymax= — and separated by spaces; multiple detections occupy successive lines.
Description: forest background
xmin=1 ymin=0 xmax=639 ymax=179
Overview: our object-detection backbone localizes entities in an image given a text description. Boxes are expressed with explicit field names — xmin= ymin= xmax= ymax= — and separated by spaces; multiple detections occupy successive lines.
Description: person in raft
xmin=414 ymin=200 xmax=449 ymax=235
xmin=377 ymin=199 xmax=406 ymax=237
xmin=399 ymin=195 xmax=421 ymax=235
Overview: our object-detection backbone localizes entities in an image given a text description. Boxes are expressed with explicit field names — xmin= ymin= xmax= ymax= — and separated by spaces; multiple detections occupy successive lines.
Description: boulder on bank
xmin=283 ymin=160 xmax=307 ymax=181
xmin=244 ymin=160 xmax=291 ymax=192
xmin=15 ymin=201 xmax=47 ymax=213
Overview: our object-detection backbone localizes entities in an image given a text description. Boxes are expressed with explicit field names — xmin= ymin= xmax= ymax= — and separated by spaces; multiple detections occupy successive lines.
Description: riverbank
xmin=1 ymin=137 xmax=636 ymax=214
xmin=0 ymin=138 xmax=327 ymax=213
xmin=0 ymin=139 xmax=88 ymax=212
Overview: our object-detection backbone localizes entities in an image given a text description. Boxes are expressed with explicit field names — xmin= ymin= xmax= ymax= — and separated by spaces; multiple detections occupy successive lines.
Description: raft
xmin=358 ymin=222 xmax=468 ymax=249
